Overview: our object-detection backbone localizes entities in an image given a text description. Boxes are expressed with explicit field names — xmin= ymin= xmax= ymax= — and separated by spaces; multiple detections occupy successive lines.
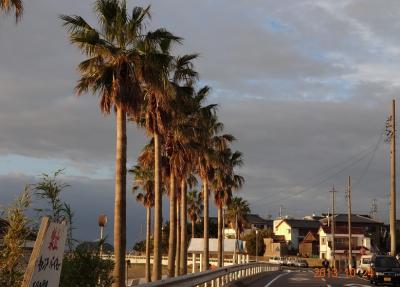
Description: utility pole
xmin=346 ymin=176 xmax=352 ymax=271
xmin=279 ymin=205 xmax=284 ymax=218
xmin=386 ymin=99 xmax=397 ymax=256
xmin=370 ymin=199 xmax=378 ymax=220
xmin=330 ymin=185 xmax=338 ymax=269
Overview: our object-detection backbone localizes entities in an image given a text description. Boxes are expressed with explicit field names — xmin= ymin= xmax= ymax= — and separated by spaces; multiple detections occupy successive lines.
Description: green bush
xmin=60 ymin=247 xmax=114 ymax=287
xmin=243 ymin=229 xmax=273 ymax=256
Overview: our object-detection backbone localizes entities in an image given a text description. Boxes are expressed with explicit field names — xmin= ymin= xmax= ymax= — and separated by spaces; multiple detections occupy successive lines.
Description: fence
xmin=135 ymin=262 xmax=280 ymax=287
xmin=102 ymin=254 xmax=235 ymax=267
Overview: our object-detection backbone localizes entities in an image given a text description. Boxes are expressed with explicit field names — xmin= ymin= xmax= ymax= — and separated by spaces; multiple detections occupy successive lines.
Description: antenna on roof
xmin=370 ymin=199 xmax=378 ymax=220
xmin=279 ymin=205 xmax=284 ymax=219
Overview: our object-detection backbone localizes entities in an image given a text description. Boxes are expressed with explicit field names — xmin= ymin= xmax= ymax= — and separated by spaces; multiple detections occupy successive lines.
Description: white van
xmin=357 ymin=254 xmax=373 ymax=276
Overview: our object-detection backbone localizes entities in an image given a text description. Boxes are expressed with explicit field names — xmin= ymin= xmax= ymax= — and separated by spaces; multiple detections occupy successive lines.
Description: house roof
xmin=320 ymin=226 xmax=365 ymax=235
xmin=276 ymin=219 xmax=321 ymax=230
xmin=245 ymin=214 xmax=272 ymax=226
xmin=320 ymin=214 xmax=383 ymax=225
xmin=302 ymin=231 xmax=319 ymax=243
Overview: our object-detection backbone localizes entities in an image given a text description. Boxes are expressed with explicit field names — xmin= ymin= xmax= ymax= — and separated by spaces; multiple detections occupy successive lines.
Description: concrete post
xmin=192 ymin=253 xmax=196 ymax=273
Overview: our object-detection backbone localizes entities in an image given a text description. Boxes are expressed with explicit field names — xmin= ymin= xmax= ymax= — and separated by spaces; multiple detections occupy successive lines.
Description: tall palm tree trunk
xmin=217 ymin=206 xmax=223 ymax=267
xmin=180 ymin=179 xmax=187 ymax=275
xmin=113 ymin=107 xmax=127 ymax=287
xmin=191 ymin=220 xmax=195 ymax=239
xmin=202 ymin=180 xmax=209 ymax=271
xmin=167 ymin=172 xmax=176 ymax=277
xmin=175 ymin=201 xmax=181 ymax=276
xmin=152 ymin=132 xmax=162 ymax=281
xmin=145 ymin=207 xmax=151 ymax=282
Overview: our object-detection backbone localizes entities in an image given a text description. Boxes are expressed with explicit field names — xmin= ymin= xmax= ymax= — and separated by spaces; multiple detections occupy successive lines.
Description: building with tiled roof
xmin=320 ymin=214 xmax=385 ymax=250
xmin=273 ymin=218 xmax=321 ymax=250
xmin=318 ymin=225 xmax=371 ymax=264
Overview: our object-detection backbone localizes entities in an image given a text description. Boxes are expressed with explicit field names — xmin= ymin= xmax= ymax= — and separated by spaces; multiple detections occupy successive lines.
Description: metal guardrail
xmin=135 ymin=262 xmax=280 ymax=287
xmin=102 ymin=254 xmax=235 ymax=266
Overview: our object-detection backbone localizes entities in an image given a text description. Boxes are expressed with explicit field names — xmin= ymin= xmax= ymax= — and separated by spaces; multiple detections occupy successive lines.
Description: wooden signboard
xmin=22 ymin=217 xmax=68 ymax=287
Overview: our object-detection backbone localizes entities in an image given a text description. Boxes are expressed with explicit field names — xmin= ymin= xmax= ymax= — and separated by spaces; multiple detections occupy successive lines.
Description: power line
xmin=353 ymin=131 xmax=384 ymax=188
xmin=252 ymin=135 xmax=383 ymax=208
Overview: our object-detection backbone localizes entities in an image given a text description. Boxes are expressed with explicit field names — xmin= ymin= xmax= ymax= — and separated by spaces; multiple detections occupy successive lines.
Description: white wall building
xmin=273 ymin=218 xmax=320 ymax=250
xmin=318 ymin=226 xmax=371 ymax=261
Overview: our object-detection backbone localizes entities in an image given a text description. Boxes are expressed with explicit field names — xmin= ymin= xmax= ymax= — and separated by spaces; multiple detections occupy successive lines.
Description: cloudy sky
xmin=1 ymin=0 xmax=400 ymax=248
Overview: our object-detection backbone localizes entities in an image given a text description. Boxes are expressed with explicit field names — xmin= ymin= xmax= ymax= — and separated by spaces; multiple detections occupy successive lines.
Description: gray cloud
xmin=0 ymin=173 xmax=151 ymax=248
xmin=1 ymin=0 xmax=400 ymax=247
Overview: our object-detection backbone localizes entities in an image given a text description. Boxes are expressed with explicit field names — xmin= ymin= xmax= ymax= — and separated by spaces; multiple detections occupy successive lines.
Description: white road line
xmin=264 ymin=272 xmax=291 ymax=287
xmin=322 ymin=278 xmax=326 ymax=281
xmin=327 ymin=285 xmax=332 ymax=287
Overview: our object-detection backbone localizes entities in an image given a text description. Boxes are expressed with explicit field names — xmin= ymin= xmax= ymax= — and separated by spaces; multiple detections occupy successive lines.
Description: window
xmin=321 ymin=238 xmax=326 ymax=245
xmin=362 ymin=258 xmax=371 ymax=264
xmin=321 ymin=253 xmax=325 ymax=259
xmin=288 ymin=229 xmax=291 ymax=234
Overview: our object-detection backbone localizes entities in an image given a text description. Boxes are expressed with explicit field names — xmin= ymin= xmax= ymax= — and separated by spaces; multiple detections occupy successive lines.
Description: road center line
xmin=264 ymin=272 xmax=291 ymax=287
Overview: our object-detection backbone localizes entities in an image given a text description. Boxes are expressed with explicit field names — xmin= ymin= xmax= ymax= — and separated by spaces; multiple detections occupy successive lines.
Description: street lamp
xmin=255 ymin=229 xmax=259 ymax=262
xmin=98 ymin=214 xmax=107 ymax=257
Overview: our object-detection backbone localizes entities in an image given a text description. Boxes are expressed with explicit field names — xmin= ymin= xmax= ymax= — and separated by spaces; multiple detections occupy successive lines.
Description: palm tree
xmin=187 ymin=190 xmax=203 ymax=238
xmin=61 ymin=2 xmax=179 ymax=284
xmin=175 ymin=186 xmax=181 ymax=276
xmin=226 ymin=197 xmax=250 ymax=240
xmin=166 ymin=169 xmax=177 ymax=277
xmin=197 ymin=123 xmax=235 ymax=270
xmin=162 ymin=54 xmax=198 ymax=277
xmin=139 ymin=45 xmax=201 ymax=281
xmin=130 ymin=164 xmax=154 ymax=283
xmin=213 ymin=149 xmax=244 ymax=267
xmin=1 ymin=0 xmax=23 ymax=21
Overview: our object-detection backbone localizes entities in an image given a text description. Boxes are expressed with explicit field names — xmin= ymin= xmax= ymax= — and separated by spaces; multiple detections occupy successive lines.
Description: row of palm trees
xmin=61 ymin=1 xmax=246 ymax=286
xmin=1 ymin=1 xmax=245 ymax=286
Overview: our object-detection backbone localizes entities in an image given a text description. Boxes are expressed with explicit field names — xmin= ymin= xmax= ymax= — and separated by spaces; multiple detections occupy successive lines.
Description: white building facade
xmin=318 ymin=226 xmax=371 ymax=261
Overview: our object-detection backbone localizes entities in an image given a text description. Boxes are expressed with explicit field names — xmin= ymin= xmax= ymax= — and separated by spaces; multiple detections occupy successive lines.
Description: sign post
xmin=22 ymin=217 xmax=68 ymax=287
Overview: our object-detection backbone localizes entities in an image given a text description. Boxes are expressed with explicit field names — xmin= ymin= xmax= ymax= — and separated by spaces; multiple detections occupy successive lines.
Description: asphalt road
xmin=228 ymin=269 xmax=374 ymax=287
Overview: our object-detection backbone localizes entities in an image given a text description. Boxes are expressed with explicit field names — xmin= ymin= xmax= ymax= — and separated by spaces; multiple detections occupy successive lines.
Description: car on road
xmin=286 ymin=257 xmax=296 ymax=266
xmin=369 ymin=255 xmax=400 ymax=286
xmin=268 ymin=257 xmax=281 ymax=265
xmin=278 ymin=257 xmax=287 ymax=266
xmin=357 ymin=254 xmax=373 ymax=277
xmin=293 ymin=259 xmax=308 ymax=268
